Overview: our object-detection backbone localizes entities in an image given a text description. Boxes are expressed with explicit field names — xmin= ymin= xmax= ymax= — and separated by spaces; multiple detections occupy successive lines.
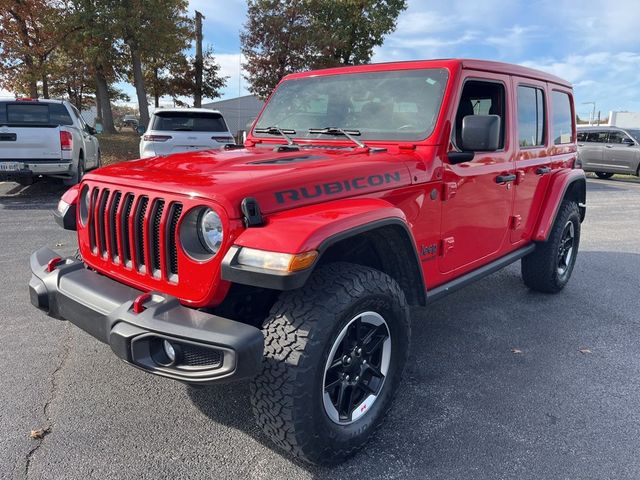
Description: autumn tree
xmin=241 ymin=0 xmax=407 ymax=99
xmin=0 ymin=0 xmax=70 ymax=98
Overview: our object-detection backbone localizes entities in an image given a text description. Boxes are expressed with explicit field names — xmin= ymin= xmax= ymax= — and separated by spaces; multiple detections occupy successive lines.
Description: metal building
xmin=202 ymin=95 xmax=264 ymax=139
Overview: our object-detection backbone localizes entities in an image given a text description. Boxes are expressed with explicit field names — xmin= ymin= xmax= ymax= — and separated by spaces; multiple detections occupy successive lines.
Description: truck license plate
xmin=0 ymin=162 xmax=21 ymax=172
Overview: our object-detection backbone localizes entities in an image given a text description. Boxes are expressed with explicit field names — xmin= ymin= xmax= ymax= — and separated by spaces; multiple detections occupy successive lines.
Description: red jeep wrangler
xmin=30 ymin=59 xmax=585 ymax=464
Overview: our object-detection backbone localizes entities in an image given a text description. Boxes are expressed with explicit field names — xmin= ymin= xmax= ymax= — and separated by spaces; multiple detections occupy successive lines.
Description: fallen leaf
xmin=29 ymin=427 xmax=50 ymax=439
xmin=511 ymin=348 xmax=523 ymax=354
xmin=578 ymin=347 xmax=592 ymax=354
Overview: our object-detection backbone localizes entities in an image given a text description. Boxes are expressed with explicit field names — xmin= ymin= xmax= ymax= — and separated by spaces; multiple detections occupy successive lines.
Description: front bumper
xmin=29 ymin=247 xmax=264 ymax=384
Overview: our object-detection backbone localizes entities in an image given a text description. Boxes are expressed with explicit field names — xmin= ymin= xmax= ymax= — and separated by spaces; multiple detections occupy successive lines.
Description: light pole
xmin=582 ymin=101 xmax=596 ymax=125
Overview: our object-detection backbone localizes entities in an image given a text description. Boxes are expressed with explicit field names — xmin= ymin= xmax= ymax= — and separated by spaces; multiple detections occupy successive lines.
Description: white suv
xmin=139 ymin=108 xmax=235 ymax=158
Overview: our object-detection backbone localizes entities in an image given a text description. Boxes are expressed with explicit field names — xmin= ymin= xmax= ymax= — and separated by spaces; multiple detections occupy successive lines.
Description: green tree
xmin=169 ymin=47 xmax=228 ymax=106
xmin=241 ymin=0 xmax=313 ymax=99
xmin=113 ymin=0 xmax=191 ymax=126
xmin=66 ymin=0 xmax=123 ymax=133
xmin=310 ymin=0 xmax=407 ymax=67
xmin=241 ymin=0 xmax=407 ymax=99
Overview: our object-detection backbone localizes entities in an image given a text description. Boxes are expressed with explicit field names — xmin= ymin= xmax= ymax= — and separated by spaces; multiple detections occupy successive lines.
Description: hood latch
xmin=241 ymin=197 xmax=264 ymax=227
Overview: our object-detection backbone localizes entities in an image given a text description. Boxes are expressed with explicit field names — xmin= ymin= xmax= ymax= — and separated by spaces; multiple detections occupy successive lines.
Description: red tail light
xmin=143 ymin=135 xmax=172 ymax=142
xmin=60 ymin=131 xmax=73 ymax=151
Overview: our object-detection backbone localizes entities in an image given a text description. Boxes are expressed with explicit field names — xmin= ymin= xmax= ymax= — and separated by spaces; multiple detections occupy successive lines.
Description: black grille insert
xmin=181 ymin=344 xmax=223 ymax=368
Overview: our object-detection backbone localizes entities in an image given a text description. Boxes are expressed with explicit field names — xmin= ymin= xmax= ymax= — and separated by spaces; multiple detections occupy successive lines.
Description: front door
xmin=603 ymin=130 xmax=638 ymax=174
xmin=439 ymin=74 xmax=515 ymax=274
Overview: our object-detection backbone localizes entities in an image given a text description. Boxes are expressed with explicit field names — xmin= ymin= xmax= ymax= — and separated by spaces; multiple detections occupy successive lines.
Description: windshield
xmin=152 ymin=111 xmax=229 ymax=132
xmin=626 ymin=129 xmax=640 ymax=142
xmin=254 ymin=68 xmax=449 ymax=142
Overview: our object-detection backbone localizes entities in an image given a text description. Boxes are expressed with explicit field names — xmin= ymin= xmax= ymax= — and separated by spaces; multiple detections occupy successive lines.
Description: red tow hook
xmin=46 ymin=257 xmax=64 ymax=273
xmin=132 ymin=293 xmax=153 ymax=314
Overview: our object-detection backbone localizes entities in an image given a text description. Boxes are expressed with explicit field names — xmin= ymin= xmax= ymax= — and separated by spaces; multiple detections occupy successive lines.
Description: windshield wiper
xmin=253 ymin=126 xmax=298 ymax=147
xmin=308 ymin=127 xmax=366 ymax=148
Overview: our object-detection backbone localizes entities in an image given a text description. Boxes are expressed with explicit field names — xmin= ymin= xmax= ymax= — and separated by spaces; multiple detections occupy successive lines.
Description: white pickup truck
xmin=0 ymin=98 xmax=100 ymax=186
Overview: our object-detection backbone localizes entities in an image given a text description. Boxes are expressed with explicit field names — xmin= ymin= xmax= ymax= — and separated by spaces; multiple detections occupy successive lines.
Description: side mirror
xmin=87 ymin=126 xmax=97 ymax=135
xmin=460 ymin=115 xmax=501 ymax=152
xmin=622 ymin=137 xmax=635 ymax=146
xmin=136 ymin=125 xmax=146 ymax=135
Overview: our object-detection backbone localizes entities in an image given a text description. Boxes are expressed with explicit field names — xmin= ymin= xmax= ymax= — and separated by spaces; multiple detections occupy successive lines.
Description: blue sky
xmin=3 ymin=0 xmax=635 ymax=119
xmin=180 ymin=0 xmax=640 ymax=120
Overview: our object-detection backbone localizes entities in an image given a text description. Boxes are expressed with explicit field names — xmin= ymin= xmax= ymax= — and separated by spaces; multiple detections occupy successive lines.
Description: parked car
xmin=577 ymin=126 xmax=640 ymax=178
xmin=120 ymin=114 xmax=139 ymax=132
xmin=139 ymin=108 xmax=235 ymax=158
xmin=31 ymin=59 xmax=585 ymax=465
xmin=0 ymin=98 xmax=100 ymax=185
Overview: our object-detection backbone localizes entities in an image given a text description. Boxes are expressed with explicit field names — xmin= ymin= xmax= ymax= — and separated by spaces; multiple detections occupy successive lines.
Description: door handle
xmin=495 ymin=174 xmax=517 ymax=184
xmin=536 ymin=166 xmax=552 ymax=175
xmin=605 ymin=145 xmax=613 ymax=148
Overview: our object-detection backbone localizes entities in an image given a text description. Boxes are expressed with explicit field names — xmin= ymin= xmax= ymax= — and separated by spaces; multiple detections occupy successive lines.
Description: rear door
xmin=439 ymin=74 xmax=515 ymax=274
xmin=0 ymin=102 xmax=67 ymax=163
xmin=510 ymin=80 xmax=550 ymax=244
xmin=578 ymin=130 xmax=607 ymax=170
xmin=603 ymin=130 xmax=637 ymax=173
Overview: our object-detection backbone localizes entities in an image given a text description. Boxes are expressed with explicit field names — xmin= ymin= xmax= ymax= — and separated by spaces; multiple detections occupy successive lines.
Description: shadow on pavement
xmin=188 ymin=250 xmax=640 ymax=479
xmin=0 ymin=178 xmax=68 ymax=210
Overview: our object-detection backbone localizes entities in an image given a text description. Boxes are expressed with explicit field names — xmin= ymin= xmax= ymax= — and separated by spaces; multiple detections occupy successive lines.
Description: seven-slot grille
xmin=86 ymin=187 xmax=183 ymax=281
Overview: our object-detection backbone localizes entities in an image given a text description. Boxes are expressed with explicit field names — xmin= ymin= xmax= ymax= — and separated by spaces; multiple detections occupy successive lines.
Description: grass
xmin=98 ymin=131 xmax=141 ymax=166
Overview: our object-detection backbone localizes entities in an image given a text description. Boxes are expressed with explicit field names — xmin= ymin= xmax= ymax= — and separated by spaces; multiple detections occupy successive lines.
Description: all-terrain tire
xmin=250 ymin=262 xmax=410 ymax=465
xmin=521 ymin=200 xmax=581 ymax=293
xmin=595 ymin=171 xmax=614 ymax=179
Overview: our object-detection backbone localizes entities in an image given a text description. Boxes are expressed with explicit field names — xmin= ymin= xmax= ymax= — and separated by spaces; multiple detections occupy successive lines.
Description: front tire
xmin=595 ymin=171 xmax=614 ymax=179
xmin=521 ymin=200 xmax=581 ymax=293
xmin=250 ymin=263 xmax=410 ymax=465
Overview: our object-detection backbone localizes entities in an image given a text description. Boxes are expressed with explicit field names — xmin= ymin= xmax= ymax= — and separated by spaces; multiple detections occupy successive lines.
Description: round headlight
xmin=198 ymin=209 xmax=223 ymax=254
xmin=79 ymin=185 xmax=90 ymax=226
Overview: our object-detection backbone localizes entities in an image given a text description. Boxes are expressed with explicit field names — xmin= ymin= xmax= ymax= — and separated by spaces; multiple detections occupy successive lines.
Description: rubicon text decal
xmin=275 ymin=172 xmax=402 ymax=204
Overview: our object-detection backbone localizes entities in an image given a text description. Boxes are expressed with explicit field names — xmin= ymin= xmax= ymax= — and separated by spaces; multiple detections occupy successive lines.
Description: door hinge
xmin=441 ymin=236 xmax=455 ymax=256
xmin=510 ymin=215 xmax=522 ymax=230
xmin=442 ymin=182 xmax=457 ymax=201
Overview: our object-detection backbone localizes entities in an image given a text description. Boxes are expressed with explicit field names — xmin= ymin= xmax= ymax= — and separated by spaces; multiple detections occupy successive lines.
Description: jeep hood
xmin=86 ymin=147 xmax=415 ymax=218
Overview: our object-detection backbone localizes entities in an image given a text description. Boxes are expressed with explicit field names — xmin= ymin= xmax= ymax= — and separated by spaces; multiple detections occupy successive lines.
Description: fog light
xmin=163 ymin=340 xmax=176 ymax=363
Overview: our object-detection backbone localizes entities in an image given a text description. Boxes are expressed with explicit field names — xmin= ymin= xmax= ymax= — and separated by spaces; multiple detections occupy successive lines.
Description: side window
xmin=552 ymin=91 xmax=573 ymax=144
xmin=517 ymin=86 xmax=545 ymax=147
xmin=577 ymin=132 xmax=587 ymax=142
xmin=607 ymin=130 xmax=631 ymax=144
xmin=455 ymin=80 xmax=506 ymax=149
xmin=586 ymin=131 xmax=608 ymax=143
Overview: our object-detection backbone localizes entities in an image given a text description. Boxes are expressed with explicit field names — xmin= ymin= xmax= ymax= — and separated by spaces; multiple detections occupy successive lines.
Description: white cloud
xmin=214 ymin=53 xmax=250 ymax=100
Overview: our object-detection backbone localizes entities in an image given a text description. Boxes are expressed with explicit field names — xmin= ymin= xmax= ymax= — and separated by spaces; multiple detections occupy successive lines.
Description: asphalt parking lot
xmin=1 ymin=176 xmax=639 ymax=480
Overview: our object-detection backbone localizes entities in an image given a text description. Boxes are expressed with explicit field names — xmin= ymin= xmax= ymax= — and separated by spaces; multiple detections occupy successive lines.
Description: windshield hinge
xmin=241 ymin=197 xmax=264 ymax=227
